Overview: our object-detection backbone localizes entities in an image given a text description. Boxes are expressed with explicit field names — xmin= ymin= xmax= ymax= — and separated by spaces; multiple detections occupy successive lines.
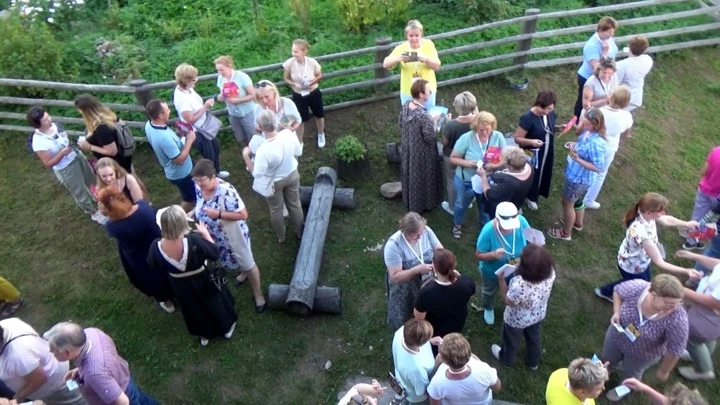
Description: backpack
xmin=115 ymin=121 xmax=135 ymax=157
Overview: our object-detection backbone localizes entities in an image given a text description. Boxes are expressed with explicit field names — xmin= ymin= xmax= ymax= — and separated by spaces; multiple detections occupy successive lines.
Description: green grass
xmin=1 ymin=47 xmax=719 ymax=404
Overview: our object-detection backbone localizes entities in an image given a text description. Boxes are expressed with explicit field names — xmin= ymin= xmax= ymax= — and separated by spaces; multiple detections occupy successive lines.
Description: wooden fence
xmin=1 ymin=0 xmax=719 ymax=138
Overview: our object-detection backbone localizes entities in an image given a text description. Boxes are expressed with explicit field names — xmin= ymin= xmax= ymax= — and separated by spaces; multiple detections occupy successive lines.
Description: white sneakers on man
xmin=318 ymin=133 xmax=326 ymax=148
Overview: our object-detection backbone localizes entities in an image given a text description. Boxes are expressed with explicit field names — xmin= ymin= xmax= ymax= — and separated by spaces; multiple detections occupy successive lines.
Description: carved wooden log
xmin=286 ymin=167 xmax=338 ymax=316
xmin=268 ymin=284 xmax=342 ymax=314
xmin=299 ymin=186 xmax=356 ymax=210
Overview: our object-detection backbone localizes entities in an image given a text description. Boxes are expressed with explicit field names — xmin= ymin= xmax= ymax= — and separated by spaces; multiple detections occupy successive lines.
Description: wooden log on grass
xmin=285 ymin=167 xmax=338 ymax=316
xmin=267 ymin=284 xmax=342 ymax=314
xmin=299 ymin=186 xmax=356 ymax=210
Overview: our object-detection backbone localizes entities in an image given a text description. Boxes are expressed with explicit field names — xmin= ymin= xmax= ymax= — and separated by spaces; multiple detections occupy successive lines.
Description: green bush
xmin=334 ymin=135 xmax=366 ymax=162
xmin=289 ymin=0 xmax=312 ymax=35
xmin=0 ymin=14 xmax=65 ymax=82
xmin=334 ymin=0 xmax=411 ymax=32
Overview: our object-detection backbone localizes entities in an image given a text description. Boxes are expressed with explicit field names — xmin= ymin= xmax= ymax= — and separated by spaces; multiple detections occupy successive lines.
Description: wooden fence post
xmin=374 ymin=37 xmax=392 ymax=94
xmin=129 ymin=79 xmax=154 ymax=114
xmin=513 ymin=9 xmax=541 ymax=68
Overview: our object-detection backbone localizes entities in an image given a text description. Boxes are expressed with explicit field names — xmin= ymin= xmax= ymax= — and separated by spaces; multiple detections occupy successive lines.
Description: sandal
xmin=2 ymin=298 xmax=23 ymax=317
xmin=547 ymin=228 xmax=571 ymax=241
xmin=559 ymin=219 xmax=583 ymax=232
xmin=452 ymin=224 xmax=462 ymax=239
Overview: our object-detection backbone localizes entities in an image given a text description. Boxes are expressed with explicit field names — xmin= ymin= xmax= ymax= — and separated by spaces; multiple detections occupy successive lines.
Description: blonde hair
xmin=568 ymin=358 xmax=608 ymax=391
xmin=609 ymin=86 xmax=631 ymax=109
xmin=502 ymin=146 xmax=528 ymax=170
xmin=398 ymin=212 xmax=426 ymax=236
xmin=254 ymin=80 xmax=281 ymax=105
xmin=292 ymin=39 xmax=310 ymax=52
xmin=213 ymin=55 xmax=234 ymax=69
xmin=160 ymin=205 xmax=192 ymax=240
xmin=650 ymin=274 xmax=685 ymax=299
xmin=666 ymin=382 xmax=708 ymax=405
xmin=439 ymin=333 xmax=472 ymax=369
xmin=95 ymin=157 xmax=129 ymax=189
xmin=453 ymin=91 xmax=478 ymax=116
xmin=74 ymin=94 xmax=117 ymax=137
xmin=470 ymin=111 xmax=497 ymax=131
xmin=405 ymin=19 xmax=424 ymax=34
xmin=175 ymin=63 xmax=199 ymax=88
xmin=402 ymin=318 xmax=433 ymax=347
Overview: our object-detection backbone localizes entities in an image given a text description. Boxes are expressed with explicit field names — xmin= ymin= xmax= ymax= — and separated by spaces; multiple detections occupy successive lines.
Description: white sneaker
xmin=91 ymin=211 xmax=108 ymax=225
xmin=283 ymin=205 xmax=289 ymax=218
xmin=491 ymin=344 xmax=501 ymax=361
xmin=224 ymin=322 xmax=236 ymax=339
xmin=441 ymin=201 xmax=454 ymax=215
xmin=585 ymin=201 xmax=601 ymax=209
xmin=526 ymin=199 xmax=538 ymax=211
xmin=484 ymin=309 xmax=495 ymax=325
xmin=317 ymin=133 xmax=326 ymax=148
xmin=159 ymin=301 xmax=175 ymax=313
xmin=679 ymin=366 xmax=716 ymax=381
xmin=218 ymin=171 xmax=230 ymax=179
xmin=200 ymin=337 xmax=209 ymax=347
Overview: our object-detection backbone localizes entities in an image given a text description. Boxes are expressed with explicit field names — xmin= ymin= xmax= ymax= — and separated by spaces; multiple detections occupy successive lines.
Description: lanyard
xmin=294 ymin=58 xmax=310 ymax=81
xmin=597 ymin=77 xmax=610 ymax=97
xmin=402 ymin=232 xmax=426 ymax=265
xmin=266 ymin=98 xmax=284 ymax=116
xmin=541 ymin=115 xmax=550 ymax=134
xmin=495 ymin=222 xmax=516 ymax=257
xmin=636 ymin=289 xmax=662 ymax=327
xmin=475 ymin=134 xmax=489 ymax=157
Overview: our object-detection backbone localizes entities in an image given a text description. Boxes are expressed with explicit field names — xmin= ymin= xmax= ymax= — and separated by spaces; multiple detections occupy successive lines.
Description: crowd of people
xmin=1 ymin=13 xmax=717 ymax=405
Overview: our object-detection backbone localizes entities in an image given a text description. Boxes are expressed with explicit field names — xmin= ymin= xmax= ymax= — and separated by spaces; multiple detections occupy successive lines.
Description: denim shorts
xmin=563 ymin=181 xmax=589 ymax=202
xmin=169 ymin=174 xmax=196 ymax=203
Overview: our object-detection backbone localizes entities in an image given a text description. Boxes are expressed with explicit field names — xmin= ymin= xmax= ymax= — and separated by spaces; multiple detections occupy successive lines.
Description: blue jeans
xmin=598 ymin=264 xmax=652 ymax=298
xmin=126 ymin=378 xmax=159 ymax=405
xmin=696 ymin=233 xmax=720 ymax=274
xmin=453 ymin=175 xmax=490 ymax=226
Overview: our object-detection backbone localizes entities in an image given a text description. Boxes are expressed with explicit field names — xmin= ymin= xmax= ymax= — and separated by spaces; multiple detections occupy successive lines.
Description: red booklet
xmin=689 ymin=223 xmax=718 ymax=240
xmin=175 ymin=120 xmax=193 ymax=134
xmin=221 ymin=81 xmax=240 ymax=99
xmin=484 ymin=146 xmax=503 ymax=165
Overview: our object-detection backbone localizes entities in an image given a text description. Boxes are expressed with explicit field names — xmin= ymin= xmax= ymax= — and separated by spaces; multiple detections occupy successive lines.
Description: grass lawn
xmin=1 ymin=47 xmax=719 ymax=404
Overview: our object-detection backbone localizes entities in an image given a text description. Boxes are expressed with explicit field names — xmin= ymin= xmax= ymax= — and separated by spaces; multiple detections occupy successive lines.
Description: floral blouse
xmin=504 ymin=271 xmax=556 ymax=328
xmin=194 ymin=179 xmax=249 ymax=271
xmin=617 ymin=216 xmax=657 ymax=274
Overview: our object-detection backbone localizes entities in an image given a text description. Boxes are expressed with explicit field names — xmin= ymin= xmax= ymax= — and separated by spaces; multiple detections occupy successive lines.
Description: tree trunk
xmin=268 ymin=284 xmax=342 ymax=314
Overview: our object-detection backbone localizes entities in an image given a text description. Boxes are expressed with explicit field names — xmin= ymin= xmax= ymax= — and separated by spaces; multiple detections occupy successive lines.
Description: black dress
xmin=105 ymin=200 xmax=173 ymax=302
xmin=518 ymin=110 xmax=555 ymax=201
xmin=147 ymin=232 xmax=237 ymax=339
xmin=87 ymin=123 xmax=133 ymax=173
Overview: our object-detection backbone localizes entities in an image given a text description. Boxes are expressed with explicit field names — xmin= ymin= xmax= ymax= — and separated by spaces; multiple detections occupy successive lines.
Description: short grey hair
xmin=453 ymin=91 xmax=477 ymax=116
xmin=256 ymin=110 xmax=277 ymax=133
xmin=568 ymin=358 xmax=608 ymax=390
xmin=405 ymin=19 xmax=424 ymax=34
xmin=398 ymin=212 xmax=426 ymax=236
xmin=44 ymin=322 xmax=86 ymax=351
xmin=502 ymin=146 xmax=528 ymax=170
xmin=160 ymin=205 xmax=191 ymax=240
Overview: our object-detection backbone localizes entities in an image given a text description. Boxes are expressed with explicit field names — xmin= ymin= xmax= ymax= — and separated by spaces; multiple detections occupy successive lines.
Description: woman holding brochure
xmin=475 ymin=201 xmax=529 ymax=325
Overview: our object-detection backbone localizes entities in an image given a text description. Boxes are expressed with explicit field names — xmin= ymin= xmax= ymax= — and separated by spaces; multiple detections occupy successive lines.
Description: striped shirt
xmin=76 ymin=328 xmax=130 ymax=405
xmin=615 ymin=55 xmax=654 ymax=109
xmin=565 ymin=131 xmax=606 ymax=185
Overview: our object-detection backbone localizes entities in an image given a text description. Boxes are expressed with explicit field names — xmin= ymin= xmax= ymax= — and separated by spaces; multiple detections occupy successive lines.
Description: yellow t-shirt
xmin=546 ymin=368 xmax=595 ymax=405
xmin=388 ymin=39 xmax=439 ymax=96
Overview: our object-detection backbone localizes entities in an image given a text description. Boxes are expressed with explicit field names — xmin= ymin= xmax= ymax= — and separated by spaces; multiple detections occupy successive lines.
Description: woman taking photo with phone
xmin=383 ymin=19 xmax=441 ymax=108
xmin=74 ymin=94 xmax=133 ymax=174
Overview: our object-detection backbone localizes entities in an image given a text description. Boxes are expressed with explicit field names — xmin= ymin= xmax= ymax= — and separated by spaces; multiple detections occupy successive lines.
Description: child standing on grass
xmin=683 ymin=146 xmax=720 ymax=250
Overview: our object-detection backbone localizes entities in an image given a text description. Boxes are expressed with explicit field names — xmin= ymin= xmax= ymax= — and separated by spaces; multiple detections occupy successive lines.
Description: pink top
xmin=699 ymin=146 xmax=720 ymax=197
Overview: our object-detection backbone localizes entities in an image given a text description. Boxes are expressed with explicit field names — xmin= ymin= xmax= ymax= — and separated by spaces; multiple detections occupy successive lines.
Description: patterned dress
xmin=194 ymin=179 xmax=250 ymax=272
xmin=398 ymin=101 xmax=442 ymax=213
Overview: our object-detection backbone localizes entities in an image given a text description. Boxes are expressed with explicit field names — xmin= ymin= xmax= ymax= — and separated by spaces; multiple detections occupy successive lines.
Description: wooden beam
xmin=0 ymin=78 xmax=136 ymax=93
xmin=0 ymin=96 xmax=145 ymax=112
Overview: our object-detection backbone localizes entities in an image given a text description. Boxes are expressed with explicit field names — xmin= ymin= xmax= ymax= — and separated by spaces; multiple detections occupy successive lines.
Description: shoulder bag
xmin=687 ymin=302 xmax=720 ymax=341
xmin=197 ymin=112 xmax=222 ymax=140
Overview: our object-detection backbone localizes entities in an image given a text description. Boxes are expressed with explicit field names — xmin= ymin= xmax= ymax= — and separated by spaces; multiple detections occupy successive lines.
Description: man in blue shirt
xmin=144 ymin=99 xmax=197 ymax=212
xmin=573 ymin=16 xmax=619 ymax=119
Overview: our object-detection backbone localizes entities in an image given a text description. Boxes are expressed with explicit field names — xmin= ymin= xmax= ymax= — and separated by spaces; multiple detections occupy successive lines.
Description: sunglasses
xmin=497 ymin=212 xmax=519 ymax=220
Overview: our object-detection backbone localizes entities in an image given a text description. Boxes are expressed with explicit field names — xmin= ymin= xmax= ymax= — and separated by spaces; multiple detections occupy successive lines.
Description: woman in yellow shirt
xmin=383 ymin=20 xmax=441 ymax=108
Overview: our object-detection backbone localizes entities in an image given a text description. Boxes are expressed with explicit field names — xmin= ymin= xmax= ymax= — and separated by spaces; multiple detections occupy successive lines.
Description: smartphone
xmin=387 ymin=372 xmax=404 ymax=395
xmin=408 ymin=52 xmax=419 ymax=62
xmin=614 ymin=385 xmax=631 ymax=399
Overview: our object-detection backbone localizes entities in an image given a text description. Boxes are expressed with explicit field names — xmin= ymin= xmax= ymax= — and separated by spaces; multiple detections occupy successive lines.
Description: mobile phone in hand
xmin=408 ymin=52 xmax=419 ymax=62
xmin=387 ymin=372 xmax=404 ymax=395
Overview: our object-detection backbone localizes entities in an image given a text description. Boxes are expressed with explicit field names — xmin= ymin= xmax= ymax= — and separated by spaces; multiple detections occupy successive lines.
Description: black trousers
xmin=573 ymin=74 xmax=588 ymax=119
xmin=499 ymin=320 xmax=543 ymax=367
xmin=193 ymin=133 xmax=222 ymax=174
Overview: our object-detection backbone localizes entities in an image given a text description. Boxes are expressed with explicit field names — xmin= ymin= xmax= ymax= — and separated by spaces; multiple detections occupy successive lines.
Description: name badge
xmin=507 ymin=258 xmax=520 ymax=266
xmin=624 ymin=323 xmax=641 ymax=342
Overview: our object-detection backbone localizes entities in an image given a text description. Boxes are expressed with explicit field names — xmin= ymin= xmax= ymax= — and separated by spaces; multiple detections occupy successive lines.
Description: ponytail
xmin=624 ymin=203 xmax=640 ymax=228
xmin=625 ymin=193 xmax=670 ymax=228
xmin=433 ymin=249 xmax=457 ymax=281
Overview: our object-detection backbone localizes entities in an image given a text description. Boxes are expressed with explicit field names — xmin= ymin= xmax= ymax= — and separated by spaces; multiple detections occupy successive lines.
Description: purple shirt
xmin=612 ymin=280 xmax=688 ymax=361
xmin=76 ymin=328 xmax=130 ymax=405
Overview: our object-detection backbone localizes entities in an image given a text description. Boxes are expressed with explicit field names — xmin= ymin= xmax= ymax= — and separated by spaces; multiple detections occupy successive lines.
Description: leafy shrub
xmin=288 ymin=0 xmax=312 ymax=35
xmin=334 ymin=0 xmax=411 ymax=32
xmin=335 ymin=135 xmax=366 ymax=162
xmin=0 ymin=14 xmax=65 ymax=82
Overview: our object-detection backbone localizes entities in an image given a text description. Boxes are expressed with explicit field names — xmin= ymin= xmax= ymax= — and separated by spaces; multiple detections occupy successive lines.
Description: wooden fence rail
xmin=1 ymin=0 xmax=718 ymax=138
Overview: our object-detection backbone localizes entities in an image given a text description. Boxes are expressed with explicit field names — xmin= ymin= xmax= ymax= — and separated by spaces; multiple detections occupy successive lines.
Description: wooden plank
xmin=0 ymin=78 xmax=136 ymax=94
xmin=436 ymin=65 xmax=523 ymax=88
xmin=695 ymin=0 xmax=720 ymax=20
xmin=0 ymin=112 xmax=146 ymax=129
xmin=439 ymin=33 xmax=531 ymax=57
xmin=322 ymin=75 xmax=399 ymax=95
xmin=538 ymin=0 xmax=689 ymax=20
xmin=0 ymin=96 xmax=145 ymax=112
